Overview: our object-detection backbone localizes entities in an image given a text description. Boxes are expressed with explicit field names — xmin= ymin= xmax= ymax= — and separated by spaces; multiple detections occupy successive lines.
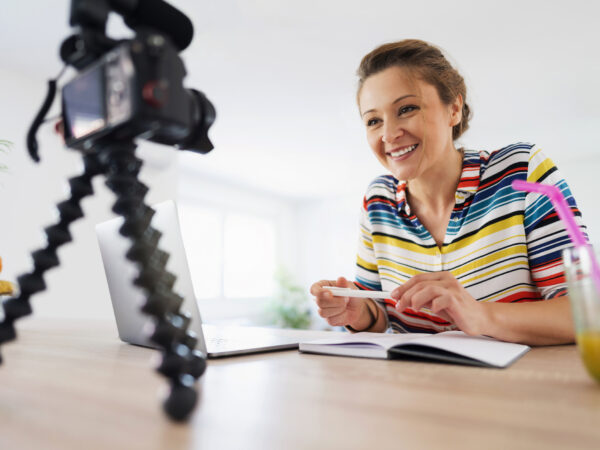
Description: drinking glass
xmin=563 ymin=245 xmax=600 ymax=383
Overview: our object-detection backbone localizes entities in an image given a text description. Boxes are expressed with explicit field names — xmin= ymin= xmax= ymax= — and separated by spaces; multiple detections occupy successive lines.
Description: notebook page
xmin=302 ymin=332 xmax=430 ymax=349
xmin=406 ymin=331 xmax=529 ymax=367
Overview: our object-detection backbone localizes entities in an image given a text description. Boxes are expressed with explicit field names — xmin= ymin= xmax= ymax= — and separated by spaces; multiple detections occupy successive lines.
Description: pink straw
xmin=512 ymin=180 xmax=600 ymax=291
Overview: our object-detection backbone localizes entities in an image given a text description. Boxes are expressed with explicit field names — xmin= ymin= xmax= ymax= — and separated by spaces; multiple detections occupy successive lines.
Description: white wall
xmin=295 ymin=194 xmax=362 ymax=288
xmin=0 ymin=68 xmax=179 ymax=320
xmin=555 ymin=154 xmax=600 ymax=244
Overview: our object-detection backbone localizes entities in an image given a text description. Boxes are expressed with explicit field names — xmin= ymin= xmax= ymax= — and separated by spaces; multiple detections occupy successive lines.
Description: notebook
xmin=95 ymin=199 xmax=300 ymax=358
xmin=299 ymin=330 xmax=530 ymax=368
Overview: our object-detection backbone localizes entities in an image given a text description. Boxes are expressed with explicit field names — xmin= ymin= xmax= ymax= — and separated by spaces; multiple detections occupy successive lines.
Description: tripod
xmin=1 ymin=0 xmax=215 ymax=421
xmin=0 ymin=139 xmax=206 ymax=421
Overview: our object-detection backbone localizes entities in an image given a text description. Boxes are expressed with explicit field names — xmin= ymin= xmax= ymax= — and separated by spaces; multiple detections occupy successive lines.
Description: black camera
xmin=27 ymin=0 xmax=215 ymax=162
xmin=62 ymin=31 xmax=214 ymax=153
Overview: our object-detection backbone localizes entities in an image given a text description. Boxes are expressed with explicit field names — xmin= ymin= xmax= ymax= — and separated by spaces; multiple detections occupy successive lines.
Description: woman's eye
xmin=366 ymin=118 xmax=380 ymax=127
xmin=399 ymin=105 xmax=418 ymax=116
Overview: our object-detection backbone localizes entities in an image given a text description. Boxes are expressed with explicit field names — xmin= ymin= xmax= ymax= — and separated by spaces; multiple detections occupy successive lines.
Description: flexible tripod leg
xmin=98 ymin=141 xmax=206 ymax=422
xmin=0 ymin=153 xmax=105 ymax=358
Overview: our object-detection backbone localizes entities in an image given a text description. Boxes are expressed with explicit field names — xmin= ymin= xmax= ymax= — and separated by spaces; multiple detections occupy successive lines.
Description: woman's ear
xmin=450 ymin=94 xmax=463 ymax=127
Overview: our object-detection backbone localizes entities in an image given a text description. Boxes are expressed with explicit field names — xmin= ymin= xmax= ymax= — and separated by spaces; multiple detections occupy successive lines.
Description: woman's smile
xmin=387 ymin=143 xmax=418 ymax=160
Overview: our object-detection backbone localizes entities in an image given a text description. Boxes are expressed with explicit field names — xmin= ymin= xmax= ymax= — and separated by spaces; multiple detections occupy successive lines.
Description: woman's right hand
xmin=310 ymin=276 xmax=370 ymax=329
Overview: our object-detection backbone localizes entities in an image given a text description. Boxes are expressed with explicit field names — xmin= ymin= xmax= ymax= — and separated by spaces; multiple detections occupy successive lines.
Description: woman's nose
xmin=381 ymin=120 xmax=404 ymax=144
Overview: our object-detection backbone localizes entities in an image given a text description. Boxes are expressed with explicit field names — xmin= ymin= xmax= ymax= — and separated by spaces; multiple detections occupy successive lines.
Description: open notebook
xmin=299 ymin=331 xmax=530 ymax=368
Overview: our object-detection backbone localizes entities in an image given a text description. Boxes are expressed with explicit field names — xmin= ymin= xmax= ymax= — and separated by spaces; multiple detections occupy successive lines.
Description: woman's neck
xmin=407 ymin=147 xmax=463 ymax=213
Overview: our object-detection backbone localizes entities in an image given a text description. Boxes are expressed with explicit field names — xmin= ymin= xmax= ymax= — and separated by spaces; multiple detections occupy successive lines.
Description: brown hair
xmin=357 ymin=39 xmax=471 ymax=141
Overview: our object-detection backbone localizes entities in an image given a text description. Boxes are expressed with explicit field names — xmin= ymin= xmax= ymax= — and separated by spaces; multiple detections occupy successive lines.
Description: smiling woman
xmin=310 ymin=39 xmax=587 ymax=346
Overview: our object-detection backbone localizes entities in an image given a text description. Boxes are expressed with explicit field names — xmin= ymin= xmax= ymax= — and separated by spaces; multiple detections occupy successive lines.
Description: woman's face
xmin=358 ymin=66 xmax=462 ymax=181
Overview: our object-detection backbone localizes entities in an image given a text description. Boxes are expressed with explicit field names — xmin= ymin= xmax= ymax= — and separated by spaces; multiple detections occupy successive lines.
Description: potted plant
xmin=265 ymin=266 xmax=312 ymax=329
xmin=0 ymin=140 xmax=10 ymax=174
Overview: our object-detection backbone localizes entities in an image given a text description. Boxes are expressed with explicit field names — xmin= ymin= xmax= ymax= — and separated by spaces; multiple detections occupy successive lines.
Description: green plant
xmin=0 ymin=140 xmax=11 ymax=173
xmin=265 ymin=266 xmax=312 ymax=329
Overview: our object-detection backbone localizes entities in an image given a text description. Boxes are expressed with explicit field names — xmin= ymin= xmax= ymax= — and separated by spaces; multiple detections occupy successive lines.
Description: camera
xmin=61 ymin=30 xmax=215 ymax=154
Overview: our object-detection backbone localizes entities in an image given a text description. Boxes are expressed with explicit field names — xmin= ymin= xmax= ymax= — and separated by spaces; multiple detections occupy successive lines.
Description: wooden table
xmin=0 ymin=319 xmax=599 ymax=450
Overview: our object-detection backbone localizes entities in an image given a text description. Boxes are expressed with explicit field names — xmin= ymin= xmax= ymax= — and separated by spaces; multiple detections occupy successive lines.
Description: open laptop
xmin=95 ymin=200 xmax=300 ymax=358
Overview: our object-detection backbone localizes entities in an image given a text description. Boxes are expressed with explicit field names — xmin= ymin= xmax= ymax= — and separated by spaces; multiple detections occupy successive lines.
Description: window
xmin=223 ymin=213 xmax=276 ymax=298
xmin=178 ymin=203 xmax=277 ymax=301
xmin=178 ymin=204 xmax=222 ymax=299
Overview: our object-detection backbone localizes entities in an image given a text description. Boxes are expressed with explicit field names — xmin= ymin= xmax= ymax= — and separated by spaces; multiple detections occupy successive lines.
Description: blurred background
xmin=0 ymin=0 xmax=599 ymax=328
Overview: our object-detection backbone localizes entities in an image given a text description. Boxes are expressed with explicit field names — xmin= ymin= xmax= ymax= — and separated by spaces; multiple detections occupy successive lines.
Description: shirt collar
xmin=395 ymin=149 xmax=482 ymax=216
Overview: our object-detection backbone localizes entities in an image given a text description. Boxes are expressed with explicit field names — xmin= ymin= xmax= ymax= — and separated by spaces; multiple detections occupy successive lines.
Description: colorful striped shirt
xmin=355 ymin=142 xmax=587 ymax=333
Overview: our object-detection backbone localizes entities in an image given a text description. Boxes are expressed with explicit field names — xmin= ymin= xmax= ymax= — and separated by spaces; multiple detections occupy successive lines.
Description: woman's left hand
xmin=391 ymin=272 xmax=490 ymax=336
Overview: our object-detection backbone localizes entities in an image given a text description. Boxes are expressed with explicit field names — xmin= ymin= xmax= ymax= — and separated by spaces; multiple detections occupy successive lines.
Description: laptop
xmin=95 ymin=200 xmax=300 ymax=358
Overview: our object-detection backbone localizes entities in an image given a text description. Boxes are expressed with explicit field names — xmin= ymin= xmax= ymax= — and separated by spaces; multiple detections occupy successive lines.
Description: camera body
xmin=61 ymin=30 xmax=214 ymax=153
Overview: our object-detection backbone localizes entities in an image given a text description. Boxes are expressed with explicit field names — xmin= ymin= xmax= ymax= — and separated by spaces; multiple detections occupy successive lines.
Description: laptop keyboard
xmin=200 ymin=324 xmax=301 ymax=356
xmin=205 ymin=333 xmax=299 ymax=354
xmin=206 ymin=336 xmax=258 ymax=351
xmin=207 ymin=337 xmax=230 ymax=350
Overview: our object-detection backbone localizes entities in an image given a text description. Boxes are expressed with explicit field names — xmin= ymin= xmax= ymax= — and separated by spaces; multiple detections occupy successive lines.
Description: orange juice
xmin=577 ymin=331 xmax=600 ymax=382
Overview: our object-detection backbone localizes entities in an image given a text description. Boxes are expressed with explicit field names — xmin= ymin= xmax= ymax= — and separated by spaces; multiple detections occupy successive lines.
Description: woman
xmin=310 ymin=39 xmax=586 ymax=345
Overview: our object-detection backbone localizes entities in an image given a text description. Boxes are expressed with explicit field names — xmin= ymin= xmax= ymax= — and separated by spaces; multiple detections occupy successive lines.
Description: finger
xmin=410 ymin=285 xmax=448 ymax=311
xmin=429 ymin=296 xmax=455 ymax=323
xmin=310 ymin=280 xmax=336 ymax=296
xmin=391 ymin=272 xmax=445 ymax=299
xmin=318 ymin=304 xmax=348 ymax=318
xmin=396 ymin=282 xmax=433 ymax=311
xmin=336 ymin=276 xmax=354 ymax=288
xmin=327 ymin=311 xmax=348 ymax=327
xmin=397 ymin=284 xmax=446 ymax=312
xmin=314 ymin=292 xmax=347 ymax=309
xmin=395 ymin=274 xmax=453 ymax=307
xmin=335 ymin=277 xmax=358 ymax=306
xmin=429 ymin=295 xmax=480 ymax=334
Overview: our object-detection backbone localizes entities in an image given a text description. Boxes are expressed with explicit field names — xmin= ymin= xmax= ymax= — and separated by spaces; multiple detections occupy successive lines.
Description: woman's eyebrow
xmin=361 ymin=94 xmax=417 ymax=117
xmin=392 ymin=94 xmax=417 ymax=105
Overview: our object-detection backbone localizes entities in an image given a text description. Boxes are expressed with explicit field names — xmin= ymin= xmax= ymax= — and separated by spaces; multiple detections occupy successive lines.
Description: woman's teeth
xmin=389 ymin=144 xmax=417 ymax=158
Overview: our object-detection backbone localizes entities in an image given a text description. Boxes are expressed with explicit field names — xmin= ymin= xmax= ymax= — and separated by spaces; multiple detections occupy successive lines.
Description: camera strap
xmin=26 ymin=65 xmax=67 ymax=163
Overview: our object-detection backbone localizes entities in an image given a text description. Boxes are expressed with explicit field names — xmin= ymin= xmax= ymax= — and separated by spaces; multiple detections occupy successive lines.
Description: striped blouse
xmin=355 ymin=142 xmax=587 ymax=333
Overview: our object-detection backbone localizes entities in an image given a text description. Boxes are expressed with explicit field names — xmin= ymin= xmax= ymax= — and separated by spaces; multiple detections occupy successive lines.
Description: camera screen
xmin=62 ymin=65 xmax=106 ymax=140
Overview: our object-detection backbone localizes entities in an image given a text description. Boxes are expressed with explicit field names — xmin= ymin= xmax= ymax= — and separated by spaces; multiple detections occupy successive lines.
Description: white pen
xmin=323 ymin=286 xmax=394 ymax=299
